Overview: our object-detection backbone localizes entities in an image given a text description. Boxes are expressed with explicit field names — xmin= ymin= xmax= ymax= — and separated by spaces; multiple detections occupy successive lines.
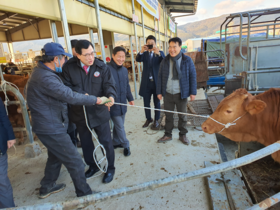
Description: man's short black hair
xmin=146 ymin=35 xmax=156 ymax=44
xmin=71 ymin=39 xmax=78 ymax=49
xmin=113 ymin=46 xmax=126 ymax=55
xmin=169 ymin=37 xmax=182 ymax=47
xmin=75 ymin=40 xmax=94 ymax=55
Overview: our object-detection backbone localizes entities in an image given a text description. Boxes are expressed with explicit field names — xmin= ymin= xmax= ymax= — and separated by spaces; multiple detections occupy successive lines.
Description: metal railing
xmin=9 ymin=141 xmax=280 ymax=210
xmin=0 ymin=67 xmax=34 ymax=144
xmin=203 ymin=49 xmax=227 ymax=76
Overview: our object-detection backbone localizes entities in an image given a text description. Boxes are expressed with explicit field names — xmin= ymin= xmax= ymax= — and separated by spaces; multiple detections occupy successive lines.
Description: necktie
xmin=83 ymin=65 xmax=88 ymax=74
xmin=149 ymin=52 xmax=153 ymax=63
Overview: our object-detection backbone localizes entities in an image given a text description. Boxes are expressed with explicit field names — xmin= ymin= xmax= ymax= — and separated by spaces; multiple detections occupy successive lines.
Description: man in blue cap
xmin=26 ymin=42 xmax=107 ymax=198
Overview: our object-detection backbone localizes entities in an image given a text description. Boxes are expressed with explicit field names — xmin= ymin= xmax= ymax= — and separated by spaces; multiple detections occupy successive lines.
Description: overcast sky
xmin=175 ymin=0 xmax=279 ymax=25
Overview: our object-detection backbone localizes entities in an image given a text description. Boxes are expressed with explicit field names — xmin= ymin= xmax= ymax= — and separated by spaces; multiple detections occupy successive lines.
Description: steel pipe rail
xmin=223 ymin=27 xmax=280 ymax=36
xmin=238 ymin=12 xmax=251 ymax=61
xmin=246 ymin=69 xmax=280 ymax=74
xmin=246 ymin=192 xmax=280 ymax=210
xmin=273 ymin=16 xmax=280 ymax=37
xmin=9 ymin=141 xmax=280 ymax=210
xmin=206 ymin=58 xmax=225 ymax=61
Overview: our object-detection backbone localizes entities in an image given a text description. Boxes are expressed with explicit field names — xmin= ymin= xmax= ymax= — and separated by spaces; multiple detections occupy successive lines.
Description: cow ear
xmin=246 ymin=100 xmax=267 ymax=115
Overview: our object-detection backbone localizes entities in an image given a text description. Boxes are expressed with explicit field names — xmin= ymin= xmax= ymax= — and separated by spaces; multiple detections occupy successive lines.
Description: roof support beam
xmin=165 ymin=2 xmax=194 ymax=6
xmin=169 ymin=9 xmax=193 ymax=13
xmin=0 ymin=23 xmax=17 ymax=27
xmin=8 ymin=18 xmax=43 ymax=34
xmin=0 ymin=20 xmax=22 ymax=25
xmin=0 ymin=12 xmax=17 ymax=21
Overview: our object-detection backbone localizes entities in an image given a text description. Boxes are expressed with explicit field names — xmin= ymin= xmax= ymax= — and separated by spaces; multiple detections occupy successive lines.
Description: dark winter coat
xmin=107 ymin=60 xmax=134 ymax=117
xmin=136 ymin=51 xmax=165 ymax=97
xmin=26 ymin=62 xmax=97 ymax=135
xmin=61 ymin=57 xmax=117 ymax=128
xmin=0 ymin=99 xmax=15 ymax=155
xmin=156 ymin=53 xmax=197 ymax=99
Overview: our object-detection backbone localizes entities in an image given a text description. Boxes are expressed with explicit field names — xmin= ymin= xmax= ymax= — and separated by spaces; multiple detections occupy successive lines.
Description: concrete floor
xmin=7 ymin=88 xmax=223 ymax=209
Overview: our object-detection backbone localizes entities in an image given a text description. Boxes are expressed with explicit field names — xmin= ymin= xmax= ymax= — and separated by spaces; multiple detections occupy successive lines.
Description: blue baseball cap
xmin=42 ymin=42 xmax=72 ymax=57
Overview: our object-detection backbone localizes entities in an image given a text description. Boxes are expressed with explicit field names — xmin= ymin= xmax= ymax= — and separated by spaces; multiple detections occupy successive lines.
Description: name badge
xmin=94 ymin=71 xmax=100 ymax=77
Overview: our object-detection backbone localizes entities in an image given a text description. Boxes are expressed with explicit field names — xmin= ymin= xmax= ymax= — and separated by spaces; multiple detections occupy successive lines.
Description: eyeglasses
xmin=81 ymin=52 xmax=95 ymax=58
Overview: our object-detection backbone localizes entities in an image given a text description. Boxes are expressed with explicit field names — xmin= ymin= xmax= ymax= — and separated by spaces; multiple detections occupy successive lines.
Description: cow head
xmin=202 ymin=89 xmax=267 ymax=134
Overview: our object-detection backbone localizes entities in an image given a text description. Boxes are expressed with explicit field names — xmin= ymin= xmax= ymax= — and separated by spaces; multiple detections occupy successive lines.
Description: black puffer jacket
xmin=26 ymin=62 xmax=97 ymax=135
xmin=61 ymin=57 xmax=117 ymax=127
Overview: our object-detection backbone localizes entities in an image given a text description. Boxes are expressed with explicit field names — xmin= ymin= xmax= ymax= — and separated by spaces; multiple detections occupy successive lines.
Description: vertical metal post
xmin=57 ymin=0 xmax=72 ymax=55
xmin=154 ymin=17 xmax=157 ymax=37
xmin=49 ymin=20 xmax=59 ymax=43
xmin=129 ymin=35 xmax=138 ymax=99
xmin=0 ymin=43 xmax=4 ymax=57
xmin=132 ymin=0 xmax=140 ymax=99
xmin=88 ymin=28 xmax=95 ymax=46
xmin=266 ymin=25 xmax=269 ymax=39
xmin=175 ymin=23 xmax=178 ymax=37
xmin=140 ymin=5 xmax=145 ymax=92
xmin=163 ymin=6 xmax=167 ymax=55
xmin=7 ymin=42 xmax=14 ymax=62
xmin=88 ymin=28 xmax=97 ymax=57
xmin=141 ymin=6 xmax=146 ymax=41
xmin=111 ymin=32 xmax=115 ymax=48
xmin=94 ymin=0 xmax=106 ymax=62
xmin=157 ymin=18 xmax=160 ymax=48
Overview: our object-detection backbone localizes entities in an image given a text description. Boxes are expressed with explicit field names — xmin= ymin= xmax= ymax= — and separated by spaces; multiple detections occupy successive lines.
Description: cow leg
xmin=271 ymin=151 xmax=280 ymax=163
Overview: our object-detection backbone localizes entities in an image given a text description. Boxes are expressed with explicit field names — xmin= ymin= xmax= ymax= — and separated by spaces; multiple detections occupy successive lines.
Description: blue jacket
xmin=157 ymin=53 xmax=197 ymax=99
xmin=107 ymin=60 xmax=134 ymax=117
xmin=0 ymin=99 xmax=15 ymax=155
xmin=136 ymin=51 xmax=165 ymax=97
xmin=26 ymin=62 xmax=97 ymax=135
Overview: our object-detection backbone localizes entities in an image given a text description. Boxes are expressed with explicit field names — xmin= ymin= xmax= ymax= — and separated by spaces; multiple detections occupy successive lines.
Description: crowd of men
xmin=0 ymin=35 xmax=197 ymax=208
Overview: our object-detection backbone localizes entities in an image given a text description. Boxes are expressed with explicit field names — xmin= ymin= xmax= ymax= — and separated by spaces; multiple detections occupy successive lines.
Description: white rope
xmin=113 ymin=102 xmax=247 ymax=134
xmin=83 ymin=106 xmax=108 ymax=178
xmin=209 ymin=113 xmax=247 ymax=133
xmin=0 ymin=80 xmax=20 ymax=115
xmin=114 ymin=102 xmax=209 ymax=119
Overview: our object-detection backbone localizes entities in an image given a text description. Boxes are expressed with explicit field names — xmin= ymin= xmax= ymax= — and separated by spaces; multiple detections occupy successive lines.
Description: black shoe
xmin=124 ymin=147 xmax=131 ymax=156
xmin=38 ymin=183 xmax=66 ymax=199
xmin=85 ymin=167 xmax=100 ymax=179
xmin=142 ymin=119 xmax=153 ymax=128
xmin=150 ymin=120 xmax=161 ymax=130
xmin=102 ymin=172 xmax=114 ymax=183
xmin=113 ymin=144 xmax=123 ymax=149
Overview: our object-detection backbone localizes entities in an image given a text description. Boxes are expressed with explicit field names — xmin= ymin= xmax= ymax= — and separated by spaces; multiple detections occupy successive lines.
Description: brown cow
xmin=1 ymin=75 xmax=30 ymax=144
xmin=202 ymin=88 xmax=280 ymax=162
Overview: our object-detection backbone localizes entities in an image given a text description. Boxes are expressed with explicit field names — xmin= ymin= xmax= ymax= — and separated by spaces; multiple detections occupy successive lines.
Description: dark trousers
xmin=164 ymin=93 xmax=188 ymax=137
xmin=37 ymin=133 xmax=92 ymax=197
xmin=0 ymin=153 xmax=15 ymax=208
xmin=68 ymin=129 xmax=79 ymax=146
xmin=143 ymin=80 xmax=160 ymax=121
xmin=76 ymin=121 xmax=115 ymax=174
